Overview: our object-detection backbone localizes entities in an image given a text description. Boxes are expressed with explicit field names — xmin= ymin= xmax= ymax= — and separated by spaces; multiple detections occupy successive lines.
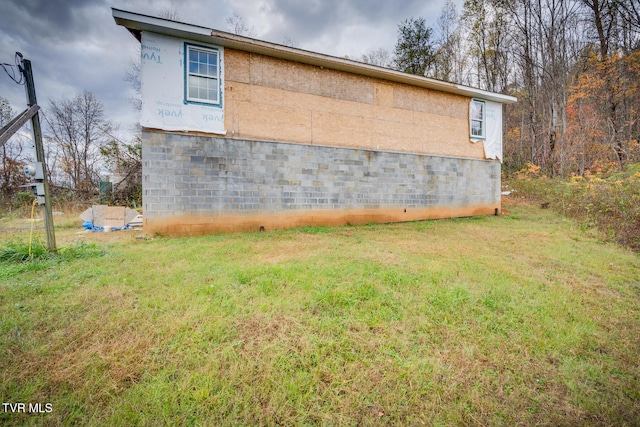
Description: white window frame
xmin=470 ymin=99 xmax=486 ymax=139
xmin=185 ymin=43 xmax=221 ymax=106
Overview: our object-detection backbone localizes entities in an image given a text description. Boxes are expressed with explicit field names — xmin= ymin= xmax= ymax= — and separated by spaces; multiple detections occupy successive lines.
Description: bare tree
xmin=619 ymin=0 xmax=640 ymax=35
xmin=124 ymin=55 xmax=142 ymax=111
xmin=463 ymin=0 xmax=512 ymax=92
xmin=45 ymin=91 xmax=112 ymax=193
xmin=157 ymin=7 xmax=181 ymax=21
xmin=580 ymin=0 xmax=629 ymax=165
xmin=226 ymin=13 xmax=257 ymax=37
xmin=361 ymin=47 xmax=393 ymax=68
xmin=100 ymin=133 xmax=142 ymax=207
xmin=433 ymin=0 xmax=467 ymax=83
xmin=282 ymin=36 xmax=297 ymax=47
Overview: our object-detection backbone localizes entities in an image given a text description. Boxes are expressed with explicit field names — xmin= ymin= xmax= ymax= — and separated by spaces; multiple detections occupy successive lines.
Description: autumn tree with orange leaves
xmin=566 ymin=50 xmax=640 ymax=174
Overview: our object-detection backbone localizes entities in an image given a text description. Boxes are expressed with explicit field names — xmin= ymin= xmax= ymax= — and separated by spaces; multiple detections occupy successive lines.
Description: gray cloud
xmin=227 ymin=0 xmax=446 ymax=57
xmin=0 ymin=0 xmax=107 ymax=46
xmin=0 ymin=0 xmax=141 ymax=140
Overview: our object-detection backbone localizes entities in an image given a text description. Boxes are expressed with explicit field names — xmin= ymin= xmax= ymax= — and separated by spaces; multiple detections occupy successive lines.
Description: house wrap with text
xmin=113 ymin=8 xmax=517 ymax=236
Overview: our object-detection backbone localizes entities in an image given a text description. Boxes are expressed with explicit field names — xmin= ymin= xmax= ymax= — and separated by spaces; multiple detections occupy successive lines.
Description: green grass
xmin=1 ymin=204 xmax=639 ymax=426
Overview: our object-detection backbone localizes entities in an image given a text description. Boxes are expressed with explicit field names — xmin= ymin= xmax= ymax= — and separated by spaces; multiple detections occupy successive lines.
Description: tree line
xmin=0 ymin=92 xmax=140 ymax=208
xmin=367 ymin=0 xmax=640 ymax=175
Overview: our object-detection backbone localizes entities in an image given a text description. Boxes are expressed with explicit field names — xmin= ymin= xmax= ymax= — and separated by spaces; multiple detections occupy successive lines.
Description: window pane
xmin=471 ymin=120 xmax=483 ymax=137
xmin=205 ymin=53 xmax=216 ymax=75
xmin=189 ymin=76 xmax=202 ymax=99
xmin=471 ymin=102 xmax=483 ymax=121
xmin=189 ymin=84 xmax=198 ymax=99
xmin=209 ymin=80 xmax=218 ymax=102
xmin=189 ymin=49 xmax=198 ymax=62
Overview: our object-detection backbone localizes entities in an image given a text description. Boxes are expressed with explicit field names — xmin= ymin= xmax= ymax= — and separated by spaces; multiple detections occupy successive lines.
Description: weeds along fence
xmin=508 ymin=163 xmax=640 ymax=252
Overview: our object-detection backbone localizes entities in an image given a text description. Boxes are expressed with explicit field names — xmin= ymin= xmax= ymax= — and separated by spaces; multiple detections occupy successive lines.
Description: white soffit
xmin=113 ymin=8 xmax=517 ymax=105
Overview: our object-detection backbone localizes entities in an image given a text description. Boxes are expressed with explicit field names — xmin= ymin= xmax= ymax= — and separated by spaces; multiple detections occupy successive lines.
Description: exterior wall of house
xmin=223 ymin=49 xmax=485 ymax=160
xmin=136 ymin=37 xmax=504 ymax=236
xmin=142 ymin=130 xmax=500 ymax=236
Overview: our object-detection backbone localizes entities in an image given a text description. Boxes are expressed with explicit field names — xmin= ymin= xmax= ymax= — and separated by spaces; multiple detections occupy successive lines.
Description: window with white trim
xmin=186 ymin=44 xmax=220 ymax=105
xmin=470 ymin=99 xmax=485 ymax=139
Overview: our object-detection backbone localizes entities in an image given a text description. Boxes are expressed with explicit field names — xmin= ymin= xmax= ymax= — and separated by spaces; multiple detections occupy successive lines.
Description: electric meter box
xmin=24 ymin=162 xmax=44 ymax=180
xmin=17 ymin=182 xmax=43 ymax=205
xmin=28 ymin=182 xmax=45 ymax=205
xmin=31 ymin=183 xmax=45 ymax=196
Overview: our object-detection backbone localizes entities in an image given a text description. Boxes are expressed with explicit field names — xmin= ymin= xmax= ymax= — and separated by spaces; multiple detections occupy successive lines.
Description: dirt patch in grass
xmin=233 ymin=313 xmax=307 ymax=353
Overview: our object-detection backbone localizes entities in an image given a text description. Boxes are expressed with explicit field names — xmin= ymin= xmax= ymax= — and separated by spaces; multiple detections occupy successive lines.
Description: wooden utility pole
xmin=20 ymin=55 xmax=56 ymax=252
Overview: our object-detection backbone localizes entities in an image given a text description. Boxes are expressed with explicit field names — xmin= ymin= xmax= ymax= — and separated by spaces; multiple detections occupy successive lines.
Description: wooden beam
xmin=0 ymin=104 xmax=40 ymax=147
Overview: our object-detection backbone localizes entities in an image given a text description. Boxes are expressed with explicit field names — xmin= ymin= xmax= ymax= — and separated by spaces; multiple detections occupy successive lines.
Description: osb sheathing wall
xmin=223 ymin=49 xmax=483 ymax=160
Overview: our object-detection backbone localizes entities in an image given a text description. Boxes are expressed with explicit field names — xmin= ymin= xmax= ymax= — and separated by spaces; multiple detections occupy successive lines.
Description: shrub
xmin=15 ymin=191 xmax=35 ymax=207
xmin=508 ymin=163 xmax=640 ymax=251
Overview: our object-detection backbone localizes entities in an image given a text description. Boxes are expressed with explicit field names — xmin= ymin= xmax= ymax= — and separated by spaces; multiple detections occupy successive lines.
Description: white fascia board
xmin=463 ymin=87 xmax=517 ymax=104
xmin=112 ymin=8 xmax=212 ymax=42
xmin=112 ymin=8 xmax=517 ymax=105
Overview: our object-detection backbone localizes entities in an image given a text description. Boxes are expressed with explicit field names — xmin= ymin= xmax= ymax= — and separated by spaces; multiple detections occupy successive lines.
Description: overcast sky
xmin=0 ymin=0 xmax=459 ymax=146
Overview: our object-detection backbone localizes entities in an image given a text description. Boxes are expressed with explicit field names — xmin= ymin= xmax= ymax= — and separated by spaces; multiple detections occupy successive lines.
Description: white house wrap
xmin=140 ymin=32 xmax=225 ymax=135
xmin=484 ymin=100 xmax=503 ymax=161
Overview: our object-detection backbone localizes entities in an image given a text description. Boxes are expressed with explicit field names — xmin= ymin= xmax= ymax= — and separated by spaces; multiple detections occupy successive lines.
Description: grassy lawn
xmin=1 ymin=202 xmax=639 ymax=426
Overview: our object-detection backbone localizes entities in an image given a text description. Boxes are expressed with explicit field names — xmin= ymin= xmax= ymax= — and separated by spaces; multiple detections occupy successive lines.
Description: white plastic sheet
xmin=469 ymin=100 xmax=503 ymax=162
xmin=483 ymin=100 xmax=503 ymax=161
xmin=140 ymin=32 xmax=226 ymax=135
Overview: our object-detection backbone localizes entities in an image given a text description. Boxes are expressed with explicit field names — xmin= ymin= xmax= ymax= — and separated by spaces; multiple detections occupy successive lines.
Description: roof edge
xmin=112 ymin=8 xmax=517 ymax=104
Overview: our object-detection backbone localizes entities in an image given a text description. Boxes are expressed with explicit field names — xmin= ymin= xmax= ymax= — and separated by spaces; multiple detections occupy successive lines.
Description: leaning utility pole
xmin=20 ymin=55 xmax=56 ymax=252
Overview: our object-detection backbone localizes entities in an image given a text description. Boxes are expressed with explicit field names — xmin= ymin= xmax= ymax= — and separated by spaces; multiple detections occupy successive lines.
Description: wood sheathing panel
xmin=224 ymin=49 xmax=483 ymax=159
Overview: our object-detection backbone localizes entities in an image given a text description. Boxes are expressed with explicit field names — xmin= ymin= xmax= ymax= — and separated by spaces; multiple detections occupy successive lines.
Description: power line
xmin=0 ymin=52 xmax=26 ymax=85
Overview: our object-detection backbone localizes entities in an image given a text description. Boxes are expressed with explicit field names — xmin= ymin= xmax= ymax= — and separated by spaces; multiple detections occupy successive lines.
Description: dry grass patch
xmin=252 ymin=234 xmax=324 ymax=264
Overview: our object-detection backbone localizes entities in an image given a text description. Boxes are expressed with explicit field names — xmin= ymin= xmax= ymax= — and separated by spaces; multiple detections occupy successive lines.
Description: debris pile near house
xmin=79 ymin=205 xmax=142 ymax=232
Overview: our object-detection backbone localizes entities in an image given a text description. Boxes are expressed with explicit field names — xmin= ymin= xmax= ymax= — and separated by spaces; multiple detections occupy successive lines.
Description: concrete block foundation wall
xmin=142 ymin=130 xmax=501 ymax=235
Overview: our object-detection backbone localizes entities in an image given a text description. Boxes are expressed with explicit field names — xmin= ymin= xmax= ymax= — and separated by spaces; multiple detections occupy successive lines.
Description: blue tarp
xmin=82 ymin=221 xmax=130 ymax=232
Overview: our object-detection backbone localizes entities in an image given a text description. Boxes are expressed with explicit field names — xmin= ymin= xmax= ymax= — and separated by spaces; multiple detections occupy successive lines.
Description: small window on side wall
xmin=185 ymin=44 xmax=220 ymax=105
xmin=470 ymin=99 xmax=485 ymax=139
